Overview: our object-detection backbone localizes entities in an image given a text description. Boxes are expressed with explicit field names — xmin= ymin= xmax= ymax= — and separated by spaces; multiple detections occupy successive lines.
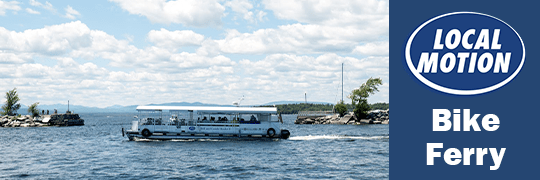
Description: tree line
xmin=260 ymin=102 xmax=388 ymax=114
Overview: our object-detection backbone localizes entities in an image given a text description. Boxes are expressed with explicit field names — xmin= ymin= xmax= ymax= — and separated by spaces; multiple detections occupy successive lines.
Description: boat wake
xmin=288 ymin=135 xmax=389 ymax=141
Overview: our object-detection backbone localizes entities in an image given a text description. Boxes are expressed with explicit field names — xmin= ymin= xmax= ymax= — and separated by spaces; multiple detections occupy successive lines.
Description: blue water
xmin=0 ymin=113 xmax=389 ymax=179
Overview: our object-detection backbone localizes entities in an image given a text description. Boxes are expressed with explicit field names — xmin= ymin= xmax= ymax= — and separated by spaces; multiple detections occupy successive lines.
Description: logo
xmin=189 ymin=126 xmax=195 ymax=131
xmin=405 ymin=12 xmax=525 ymax=95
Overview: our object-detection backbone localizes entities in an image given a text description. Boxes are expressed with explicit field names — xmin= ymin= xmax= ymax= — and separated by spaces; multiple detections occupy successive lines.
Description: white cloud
xmin=211 ymin=23 xmax=383 ymax=54
xmin=0 ymin=0 xmax=21 ymax=16
xmin=0 ymin=57 xmax=240 ymax=107
xmin=29 ymin=0 xmax=41 ymax=6
xmin=196 ymin=39 xmax=221 ymax=57
xmin=0 ymin=21 xmax=234 ymax=73
xmin=0 ymin=52 xmax=32 ymax=64
xmin=29 ymin=0 xmax=56 ymax=13
xmin=253 ymin=0 xmax=388 ymax=55
xmin=256 ymin=10 xmax=266 ymax=22
xmin=236 ymin=53 xmax=389 ymax=104
xmin=110 ymin=0 xmax=225 ymax=27
xmin=147 ymin=28 xmax=205 ymax=49
xmin=225 ymin=0 xmax=255 ymax=22
xmin=160 ymin=0 xmax=389 ymax=55
xmin=0 ymin=22 xmax=239 ymax=107
xmin=0 ymin=21 xmax=388 ymax=107
xmin=25 ymin=8 xmax=40 ymax=14
xmin=64 ymin=5 xmax=80 ymax=19
xmin=1 ymin=0 xmax=391 ymax=107
xmin=263 ymin=0 xmax=388 ymax=26
xmin=0 ymin=21 xmax=92 ymax=56
xmin=352 ymin=41 xmax=389 ymax=56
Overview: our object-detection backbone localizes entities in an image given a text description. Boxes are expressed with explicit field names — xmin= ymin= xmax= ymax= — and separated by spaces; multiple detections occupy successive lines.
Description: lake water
xmin=0 ymin=113 xmax=389 ymax=179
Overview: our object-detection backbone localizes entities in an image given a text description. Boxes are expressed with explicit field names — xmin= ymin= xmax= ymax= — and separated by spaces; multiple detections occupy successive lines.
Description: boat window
xmin=259 ymin=114 xmax=270 ymax=122
xmin=170 ymin=111 xmax=189 ymax=126
xmin=239 ymin=114 xmax=261 ymax=124
xmin=137 ymin=110 xmax=162 ymax=126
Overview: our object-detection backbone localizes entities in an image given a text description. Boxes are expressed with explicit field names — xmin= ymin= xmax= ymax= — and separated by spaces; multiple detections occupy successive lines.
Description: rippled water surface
xmin=0 ymin=113 xmax=389 ymax=179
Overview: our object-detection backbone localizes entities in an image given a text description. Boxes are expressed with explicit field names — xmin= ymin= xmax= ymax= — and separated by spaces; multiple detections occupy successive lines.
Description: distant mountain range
xmin=262 ymin=101 xmax=334 ymax=105
xmin=16 ymin=101 xmax=334 ymax=114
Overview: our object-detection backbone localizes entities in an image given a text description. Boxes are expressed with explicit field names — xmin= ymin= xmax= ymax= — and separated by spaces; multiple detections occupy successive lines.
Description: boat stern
xmin=124 ymin=121 xmax=139 ymax=141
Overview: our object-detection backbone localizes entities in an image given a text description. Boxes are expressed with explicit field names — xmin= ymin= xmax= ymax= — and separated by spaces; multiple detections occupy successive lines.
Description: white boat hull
xmin=125 ymin=122 xmax=290 ymax=140
xmin=123 ymin=106 xmax=291 ymax=141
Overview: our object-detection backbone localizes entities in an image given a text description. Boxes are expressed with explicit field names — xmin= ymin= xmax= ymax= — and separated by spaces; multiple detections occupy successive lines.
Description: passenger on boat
xmin=215 ymin=116 xmax=227 ymax=123
xmin=144 ymin=118 xmax=154 ymax=125
xmin=202 ymin=116 xmax=209 ymax=123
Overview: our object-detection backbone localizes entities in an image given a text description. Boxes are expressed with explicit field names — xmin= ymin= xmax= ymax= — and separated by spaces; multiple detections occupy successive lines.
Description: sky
xmin=0 ymin=0 xmax=389 ymax=108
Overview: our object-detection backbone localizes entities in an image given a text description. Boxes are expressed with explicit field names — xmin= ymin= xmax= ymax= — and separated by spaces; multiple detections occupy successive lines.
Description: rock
xmin=360 ymin=119 xmax=373 ymax=124
xmin=295 ymin=110 xmax=388 ymax=126
xmin=12 ymin=122 xmax=20 ymax=127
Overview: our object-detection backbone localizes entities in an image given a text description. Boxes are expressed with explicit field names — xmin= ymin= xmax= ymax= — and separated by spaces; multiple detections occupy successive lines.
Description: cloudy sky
xmin=0 ymin=0 xmax=388 ymax=108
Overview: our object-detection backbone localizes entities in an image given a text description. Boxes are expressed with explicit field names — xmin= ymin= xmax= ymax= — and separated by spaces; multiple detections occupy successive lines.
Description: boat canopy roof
xmin=136 ymin=106 xmax=277 ymax=114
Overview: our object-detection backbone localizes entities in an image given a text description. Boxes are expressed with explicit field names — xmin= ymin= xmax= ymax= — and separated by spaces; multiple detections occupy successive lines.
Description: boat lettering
xmin=200 ymin=127 xmax=232 ymax=130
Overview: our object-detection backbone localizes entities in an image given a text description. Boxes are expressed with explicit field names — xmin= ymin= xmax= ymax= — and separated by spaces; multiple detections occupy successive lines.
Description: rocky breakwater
xmin=0 ymin=112 xmax=84 ymax=128
xmin=294 ymin=109 xmax=389 ymax=125
xmin=0 ymin=115 xmax=46 ymax=127
xmin=359 ymin=109 xmax=389 ymax=124
xmin=295 ymin=113 xmax=356 ymax=125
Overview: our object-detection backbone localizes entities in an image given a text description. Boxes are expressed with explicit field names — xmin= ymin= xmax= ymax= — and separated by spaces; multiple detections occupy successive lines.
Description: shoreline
xmin=294 ymin=110 xmax=390 ymax=125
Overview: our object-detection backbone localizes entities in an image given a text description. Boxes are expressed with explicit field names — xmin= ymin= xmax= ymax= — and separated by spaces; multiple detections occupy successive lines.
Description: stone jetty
xmin=0 ymin=115 xmax=46 ymax=127
xmin=295 ymin=109 xmax=389 ymax=125
xmin=0 ymin=111 xmax=84 ymax=128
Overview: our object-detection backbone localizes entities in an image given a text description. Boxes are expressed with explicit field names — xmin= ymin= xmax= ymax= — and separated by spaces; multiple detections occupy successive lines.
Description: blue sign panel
xmin=391 ymin=0 xmax=539 ymax=179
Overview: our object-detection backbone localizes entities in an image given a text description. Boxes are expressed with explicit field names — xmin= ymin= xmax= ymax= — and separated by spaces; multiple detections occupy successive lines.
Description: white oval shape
xmin=405 ymin=12 xmax=525 ymax=95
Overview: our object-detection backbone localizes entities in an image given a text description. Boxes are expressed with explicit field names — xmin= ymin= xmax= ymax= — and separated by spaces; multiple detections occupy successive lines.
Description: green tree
xmin=28 ymin=102 xmax=40 ymax=117
xmin=1 ymin=88 xmax=21 ymax=116
xmin=335 ymin=101 xmax=347 ymax=117
xmin=349 ymin=77 xmax=383 ymax=119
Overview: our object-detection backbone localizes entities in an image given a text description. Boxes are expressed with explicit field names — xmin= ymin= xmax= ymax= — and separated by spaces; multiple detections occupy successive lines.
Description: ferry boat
xmin=123 ymin=106 xmax=290 ymax=141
